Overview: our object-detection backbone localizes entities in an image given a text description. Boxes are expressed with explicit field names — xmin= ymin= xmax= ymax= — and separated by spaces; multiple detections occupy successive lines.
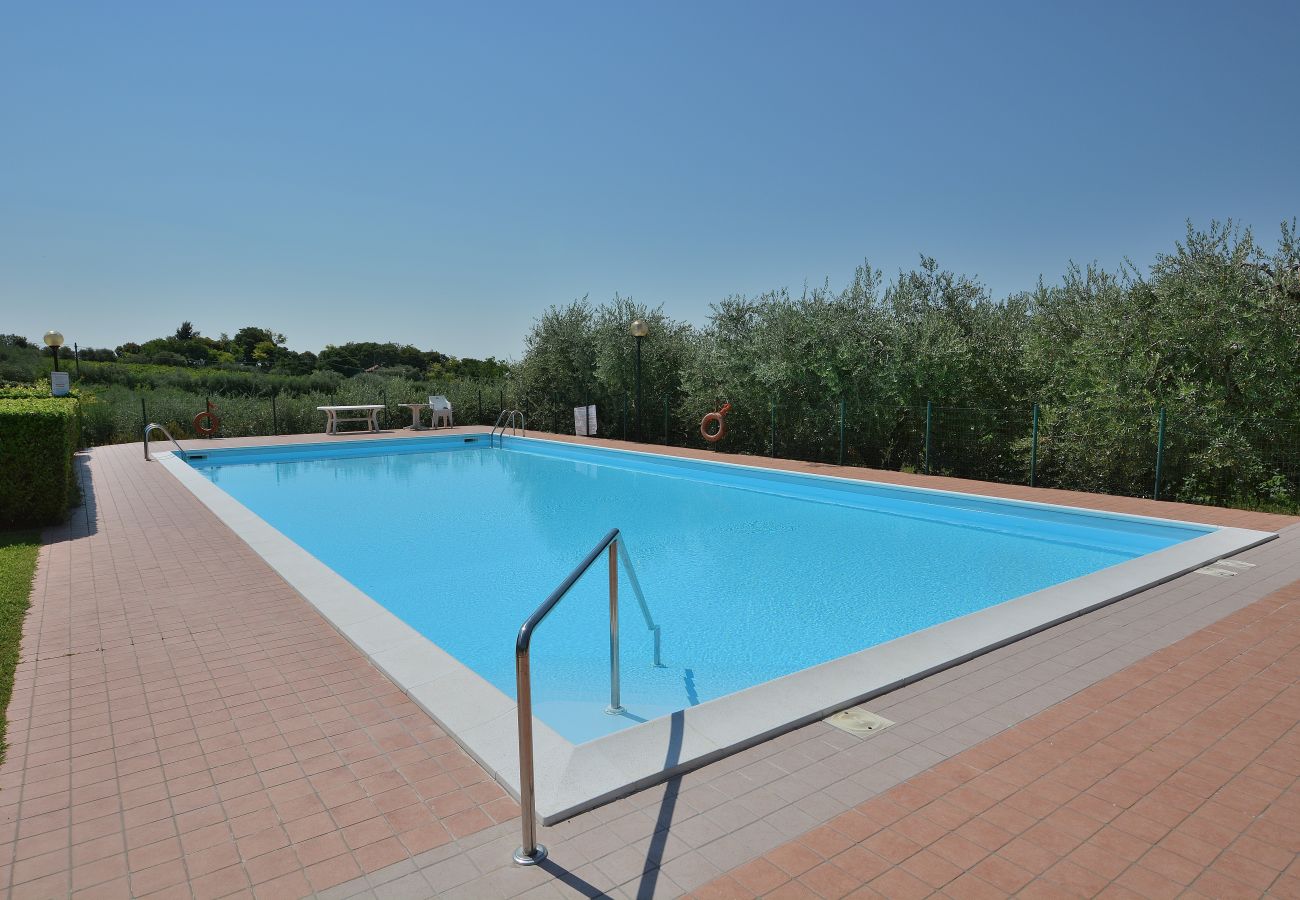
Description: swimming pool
xmin=159 ymin=433 xmax=1274 ymax=819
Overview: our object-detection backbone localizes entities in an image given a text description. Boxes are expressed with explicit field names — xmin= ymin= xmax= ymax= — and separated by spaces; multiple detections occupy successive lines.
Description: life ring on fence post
xmin=193 ymin=402 xmax=220 ymax=437
xmin=700 ymin=402 xmax=732 ymax=443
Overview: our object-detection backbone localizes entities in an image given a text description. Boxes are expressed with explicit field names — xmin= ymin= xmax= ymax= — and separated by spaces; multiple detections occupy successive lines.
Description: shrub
xmin=0 ymin=398 xmax=79 ymax=527
xmin=0 ymin=340 xmax=43 ymax=383
xmin=0 ymin=382 xmax=65 ymax=400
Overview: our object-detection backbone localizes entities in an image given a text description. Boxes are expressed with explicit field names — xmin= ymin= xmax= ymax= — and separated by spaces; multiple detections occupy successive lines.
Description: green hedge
xmin=0 ymin=381 xmax=64 ymax=399
xmin=0 ymin=398 xmax=79 ymax=527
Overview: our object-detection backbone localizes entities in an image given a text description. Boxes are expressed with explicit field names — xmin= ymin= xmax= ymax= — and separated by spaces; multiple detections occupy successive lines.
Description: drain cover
xmin=1195 ymin=559 xmax=1257 ymax=578
xmin=825 ymin=708 xmax=894 ymax=737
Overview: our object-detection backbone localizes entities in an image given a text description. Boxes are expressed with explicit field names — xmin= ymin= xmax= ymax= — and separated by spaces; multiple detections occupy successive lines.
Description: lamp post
xmin=44 ymin=330 xmax=65 ymax=373
xmin=630 ymin=319 xmax=649 ymax=441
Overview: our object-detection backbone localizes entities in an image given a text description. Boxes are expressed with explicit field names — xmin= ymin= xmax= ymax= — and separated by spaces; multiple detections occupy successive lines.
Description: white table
xmin=317 ymin=405 xmax=383 ymax=435
xmin=400 ymin=403 xmax=429 ymax=430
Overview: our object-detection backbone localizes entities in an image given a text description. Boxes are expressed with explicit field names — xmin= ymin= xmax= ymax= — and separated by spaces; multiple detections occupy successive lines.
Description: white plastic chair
xmin=429 ymin=395 xmax=453 ymax=428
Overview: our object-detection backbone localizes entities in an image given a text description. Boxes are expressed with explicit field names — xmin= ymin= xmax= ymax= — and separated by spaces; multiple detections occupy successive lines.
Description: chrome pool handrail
xmin=491 ymin=409 xmax=526 ymax=447
xmin=143 ymin=423 xmax=187 ymax=461
xmin=513 ymin=527 xmax=622 ymax=866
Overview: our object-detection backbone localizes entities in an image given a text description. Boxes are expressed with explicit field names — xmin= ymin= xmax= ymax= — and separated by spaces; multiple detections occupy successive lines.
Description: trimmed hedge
xmin=0 ymin=397 xmax=79 ymax=527
xmin=0 ymin=382 xmax=60 ymax=399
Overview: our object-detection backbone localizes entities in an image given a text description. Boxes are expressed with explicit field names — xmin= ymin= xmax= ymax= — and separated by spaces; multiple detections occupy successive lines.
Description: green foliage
xmin=0 ymin=398 xmax=79 ymax=527
xmin=0 ymin=382 xmax=64 ymax=400
xmin=0 ymin=529 xmax=40 ymax=763
xmin=318 ymin=341 xmax=439 ymax=375
xmin=515 ymin=221 xmax=1300 ymax=510
xmin=0 ymin=337 xmax=44 ymax=382
xmin=71 ymin=359 xmax=344 ymax=396
xmin=1023 ymin=221 xmax=1300 ymax=503
xmin=14 ymin=323 xmax=509 ymax=430
xmin=76 ymin=374 xmax=519 ymax=445
xmin=427 ymin=355 xmax=510 ymax=381
xmin=512 ymin=296 xmax=697 ymax=438
xmin=7 ymin=221 xmax=1297 ymax=512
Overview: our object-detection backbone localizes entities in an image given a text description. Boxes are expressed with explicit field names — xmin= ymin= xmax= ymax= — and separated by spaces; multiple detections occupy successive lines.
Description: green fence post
xmin=381 ymin=386 xmax=387 ymax=429
xmin=663 ymin=396 xmax=669 ymax=445
xmin=924 ymin=401 xmax=933 ymax=475
xmin=771 ymin=402 xmax=777 ymax=457
xmin=140 ymin=396 xmax=147 ymax=436
xmin=838 ymin=398 xmax=846 ymax=466
xmin=622 ymin=395 xmax=628 ymax=440
xmin=1154 ymin=406 xmax=1166 ymax=500
xmin=271 ymin=394 xmax=278 ymax=435
xmin=1030 ymin=403 xmax=1039 ymax=487
xmin=478 ymin=388 xmax=483 ymax=423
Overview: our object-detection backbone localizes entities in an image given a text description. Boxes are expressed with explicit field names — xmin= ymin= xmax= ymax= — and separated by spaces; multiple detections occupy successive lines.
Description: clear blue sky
xmin=3 ymin=1 xmax=1297 ymax=359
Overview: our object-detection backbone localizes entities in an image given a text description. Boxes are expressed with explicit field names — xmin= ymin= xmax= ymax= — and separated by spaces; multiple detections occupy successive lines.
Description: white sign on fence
xmin=574 ymin=405 xmax=597 ymax=436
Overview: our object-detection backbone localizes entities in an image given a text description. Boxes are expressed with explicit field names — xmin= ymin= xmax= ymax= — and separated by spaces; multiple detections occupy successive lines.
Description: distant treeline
xmin=0 ymin=324 xmax=509 ymax=382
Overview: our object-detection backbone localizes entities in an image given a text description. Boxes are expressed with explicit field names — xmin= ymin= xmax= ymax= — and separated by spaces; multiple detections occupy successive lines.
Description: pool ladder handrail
xmin=512 ymin=527 xmax=662 ymax=866
xmin=143 ymin=423 xmax=187 ymax=461
xmin=491 ymin=409 xmax=526 ymax=447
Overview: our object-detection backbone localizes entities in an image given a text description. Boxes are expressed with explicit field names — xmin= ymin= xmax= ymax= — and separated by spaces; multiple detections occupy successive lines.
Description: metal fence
xmin=82 ymin=381 xmax=1300 ymax=514
xmin=548 ymin=395 xmax=1300 ymax=514
xmin=79 ymin=378 xmax=523 ymax=447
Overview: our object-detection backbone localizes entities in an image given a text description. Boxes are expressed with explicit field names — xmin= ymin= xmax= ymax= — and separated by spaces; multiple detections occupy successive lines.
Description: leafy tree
xmin=230 ymin=326 xmax=284 ymax=365
xmin=431 ymin=356 xmax=510 ymax=381
xmin=513 ymin=220 xmax=1300 ymax=509
xmin=316 ymin=341 xmax=434 ymax=375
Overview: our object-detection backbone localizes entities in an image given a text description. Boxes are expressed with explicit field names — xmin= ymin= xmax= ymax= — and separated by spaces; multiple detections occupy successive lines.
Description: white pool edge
xmin=155 ymin=444 xmax=1277 ymax=825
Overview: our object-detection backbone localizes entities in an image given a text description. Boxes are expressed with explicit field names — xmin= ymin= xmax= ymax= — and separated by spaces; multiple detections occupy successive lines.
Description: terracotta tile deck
xmin=0 ymin=440 xmax=520 ymax=898
xmin=690 ymin=579 xmax=1300 ymax=899
xmin=1 ymin=426 xmax=1296 ymax=898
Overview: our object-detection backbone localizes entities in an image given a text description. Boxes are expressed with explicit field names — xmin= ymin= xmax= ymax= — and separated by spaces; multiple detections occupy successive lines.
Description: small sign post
xmin=574 ymin=405 xmax=597 ymax=436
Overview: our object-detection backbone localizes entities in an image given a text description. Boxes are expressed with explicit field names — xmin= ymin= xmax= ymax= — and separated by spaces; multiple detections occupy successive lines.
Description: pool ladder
xmin=143 ymin=423 xmax=188 ymax=461
xmin=490 ymin=409 xmax=526 ymax=447
xmin=513 ymin=527 xmax=662 ymax=866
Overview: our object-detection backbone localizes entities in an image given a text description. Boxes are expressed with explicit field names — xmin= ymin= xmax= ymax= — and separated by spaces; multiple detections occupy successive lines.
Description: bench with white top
xmin=317 ymin=405 xmax=384 ymax=435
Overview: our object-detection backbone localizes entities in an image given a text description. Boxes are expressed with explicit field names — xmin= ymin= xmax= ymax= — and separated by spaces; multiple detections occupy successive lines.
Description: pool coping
xmin=154 ymin=435 xmax=1277 ymax=825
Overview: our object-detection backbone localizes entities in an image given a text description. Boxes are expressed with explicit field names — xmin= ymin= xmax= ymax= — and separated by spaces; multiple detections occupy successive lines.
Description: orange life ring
xmin=700 ymin=402 xmax=732 ymax=443
xmin=193 ymin=408 xmax=220 ymax=437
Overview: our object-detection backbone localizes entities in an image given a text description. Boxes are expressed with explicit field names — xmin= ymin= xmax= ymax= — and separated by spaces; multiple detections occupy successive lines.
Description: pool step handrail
xmin=491 ymin=409 xmax=526 ymax=447
xmin=143 ymin=423 xmax=187 ymax=461
xmin=514 ymin=526 xmax=663 ymax=866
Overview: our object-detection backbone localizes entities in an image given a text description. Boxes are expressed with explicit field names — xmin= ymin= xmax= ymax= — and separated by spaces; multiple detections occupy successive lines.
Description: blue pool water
xmin=188 ymin=436 xmax=1211 ymax=743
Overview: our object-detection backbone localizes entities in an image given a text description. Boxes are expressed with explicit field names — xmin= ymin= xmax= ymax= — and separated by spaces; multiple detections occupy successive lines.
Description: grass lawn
xmin=0 ymin=530 xmax=39 ymax=765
